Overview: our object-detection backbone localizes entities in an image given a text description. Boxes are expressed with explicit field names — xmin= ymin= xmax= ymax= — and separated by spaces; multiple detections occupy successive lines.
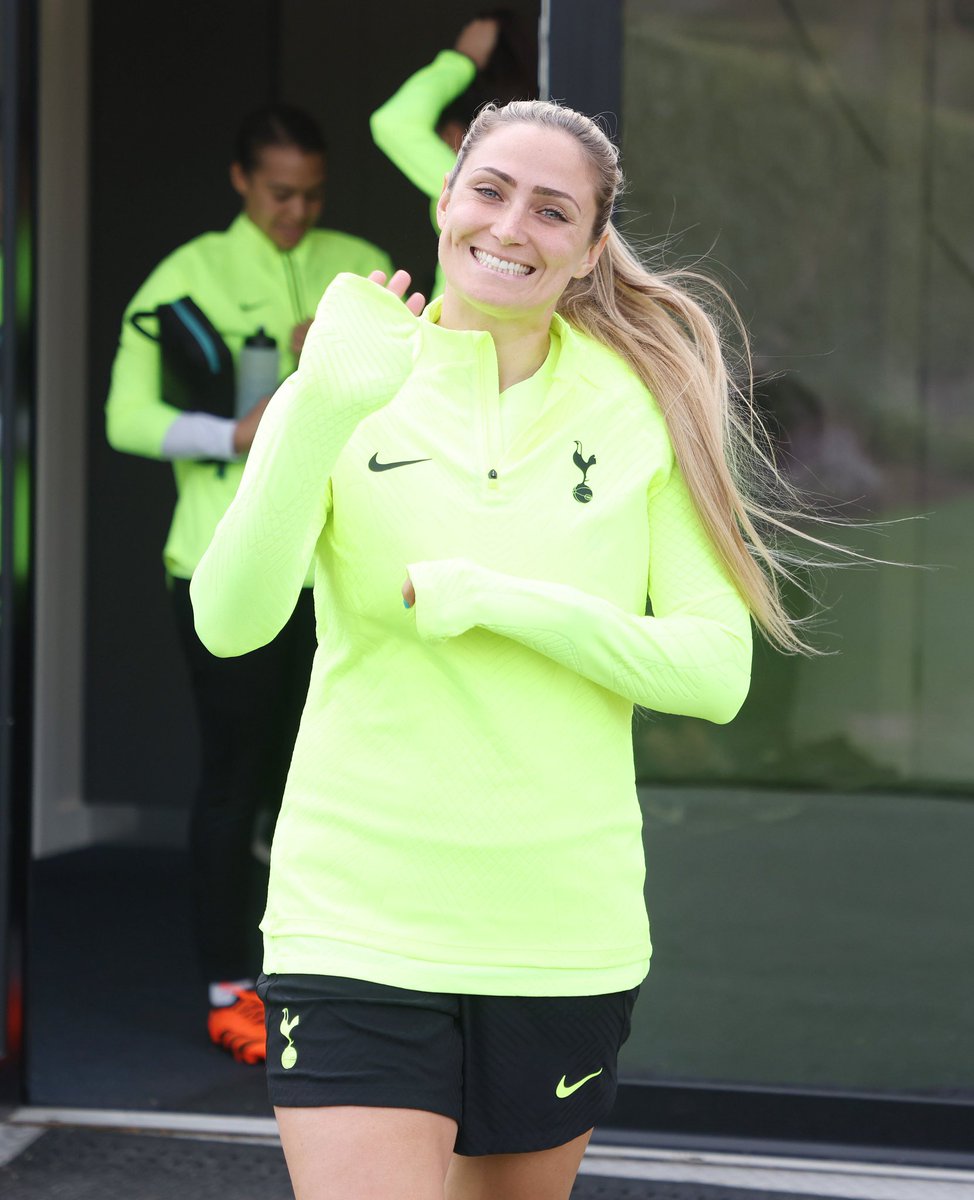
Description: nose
xmin=491 ymin=203 xmax=528 ymax=245
xmin=285 ymin=195 xmax=313 ymax=226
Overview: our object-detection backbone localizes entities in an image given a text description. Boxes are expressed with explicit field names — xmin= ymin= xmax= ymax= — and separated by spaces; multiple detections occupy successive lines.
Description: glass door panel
xmin=619 ymin=0 xmax=974 ymax=1101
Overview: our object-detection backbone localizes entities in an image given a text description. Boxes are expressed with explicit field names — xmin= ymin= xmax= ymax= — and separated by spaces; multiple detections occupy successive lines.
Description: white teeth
xmin=472 ymin=249 xmax=532 ymax=276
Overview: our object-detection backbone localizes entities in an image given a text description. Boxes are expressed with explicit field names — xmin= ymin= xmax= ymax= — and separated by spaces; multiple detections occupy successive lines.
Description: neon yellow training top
xmin=106 ymin=214 xmax=392 ymax=579
xmin=191 ymin=274 xmax=753 ymax=996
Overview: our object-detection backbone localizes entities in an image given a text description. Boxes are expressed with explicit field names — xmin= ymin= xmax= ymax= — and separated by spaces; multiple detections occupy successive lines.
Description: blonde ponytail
xmin=451 ymin=100 xmax=836 ymax=653
xmin=560 ymin=227 xmax=820 ymax=652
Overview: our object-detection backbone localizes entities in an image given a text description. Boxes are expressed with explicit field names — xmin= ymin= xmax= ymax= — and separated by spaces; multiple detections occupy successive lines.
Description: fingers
xmin=385 ymin=268 xmax=413 ymax=299
xmin=402 ymin=577 xmax=416 ymax=609
xmin=367 ymin=269 xmax=425 ymax=315
xmin=367 ymin=268 xmax=410 ymax=295
xmin=405 ymin=292 xmax=427 ymax=317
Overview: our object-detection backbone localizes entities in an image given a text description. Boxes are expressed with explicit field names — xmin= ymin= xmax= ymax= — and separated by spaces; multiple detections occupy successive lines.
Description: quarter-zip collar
xmin=229 ymin=211 xmax=315 ymax=268
xmin=419 ymin=299 xmax=587 ymax=496
xmin=420 ymin=296 xmax=595 ymax=416
xmin=230 ymin=213 xmax=314 ymax=322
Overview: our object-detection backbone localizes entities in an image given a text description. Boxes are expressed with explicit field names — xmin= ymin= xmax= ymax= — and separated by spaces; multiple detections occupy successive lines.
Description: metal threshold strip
xmin=9 ymin=1107 xmax=974 ymax=1199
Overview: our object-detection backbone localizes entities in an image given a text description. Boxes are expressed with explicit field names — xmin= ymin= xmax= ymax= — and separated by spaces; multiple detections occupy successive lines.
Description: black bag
xmin=130 ymin=297 xmax=235 ymax=418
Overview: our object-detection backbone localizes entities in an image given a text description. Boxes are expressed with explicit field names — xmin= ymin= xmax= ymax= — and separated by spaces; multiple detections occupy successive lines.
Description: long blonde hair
xmin=448 ymin=99 xmax=822 ymax=653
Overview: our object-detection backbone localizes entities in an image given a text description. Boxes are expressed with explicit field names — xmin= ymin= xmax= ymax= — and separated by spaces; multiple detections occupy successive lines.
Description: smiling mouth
xmin=471 ymin=248 xmax=535 ymax=276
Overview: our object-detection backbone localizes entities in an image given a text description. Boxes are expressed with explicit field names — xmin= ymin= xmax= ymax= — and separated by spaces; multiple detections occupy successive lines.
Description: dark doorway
xmin=29 ymin=0 xmax=539 ymax=1115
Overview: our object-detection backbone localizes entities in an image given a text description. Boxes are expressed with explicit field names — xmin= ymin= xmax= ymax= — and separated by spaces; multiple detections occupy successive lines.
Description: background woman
xmin=106 ymin=105 xmax=392 ymax=1065
xmin=191 ymin=99 xmax=799 ymax=1198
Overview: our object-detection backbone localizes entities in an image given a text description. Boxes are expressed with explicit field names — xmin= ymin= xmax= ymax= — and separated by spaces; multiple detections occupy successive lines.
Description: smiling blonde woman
xmin=190 ymin=100 xmax=793 ymax=1200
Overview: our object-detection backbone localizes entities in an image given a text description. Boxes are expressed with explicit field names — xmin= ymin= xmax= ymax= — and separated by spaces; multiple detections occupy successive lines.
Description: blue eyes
xmin=472 ymin=185 xmax=568 ymax=222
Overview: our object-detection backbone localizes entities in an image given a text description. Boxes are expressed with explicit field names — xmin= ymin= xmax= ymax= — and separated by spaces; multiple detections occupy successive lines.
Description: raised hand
xmin=367 ymin=269 xmax=426 ymax=317
xmin=454 ymin=17 xmax=500 ymax=70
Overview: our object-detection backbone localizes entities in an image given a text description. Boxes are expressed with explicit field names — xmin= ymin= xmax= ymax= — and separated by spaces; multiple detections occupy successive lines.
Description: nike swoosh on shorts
xmin=555 ymin=1068 xmax=604 ymax=1099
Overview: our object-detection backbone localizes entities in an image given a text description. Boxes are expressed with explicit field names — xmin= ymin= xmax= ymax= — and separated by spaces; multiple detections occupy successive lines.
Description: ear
xmin=435 ymin=173 xmax=452 ymax=231
xmin=573 ymin=229 xmax=610 ymax=280
xmin=229 ymin=162 xmax=249 ymax=199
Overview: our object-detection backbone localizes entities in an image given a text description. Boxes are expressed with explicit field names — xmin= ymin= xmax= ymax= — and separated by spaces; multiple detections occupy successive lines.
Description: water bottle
xmin=235 ymin=327 xmax=279 ymax=418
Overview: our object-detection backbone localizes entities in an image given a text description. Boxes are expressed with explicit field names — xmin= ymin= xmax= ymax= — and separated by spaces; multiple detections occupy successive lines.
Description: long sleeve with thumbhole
xmin=190 ymin=274 xmax=420 ymax=656
xmin=409 ymin=464 xmax=751 ymax=725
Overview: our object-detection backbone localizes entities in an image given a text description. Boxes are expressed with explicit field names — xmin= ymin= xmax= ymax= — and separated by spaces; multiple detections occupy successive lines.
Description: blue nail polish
xmin=403 ymin=598 xmax=411 ymax=609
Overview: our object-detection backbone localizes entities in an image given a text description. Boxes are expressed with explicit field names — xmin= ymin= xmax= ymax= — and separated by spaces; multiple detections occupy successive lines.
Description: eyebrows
xmin=472 ymin=166 xmax=581 ymax=212
xmin=269 ymin=182 xmax=325 ymax=197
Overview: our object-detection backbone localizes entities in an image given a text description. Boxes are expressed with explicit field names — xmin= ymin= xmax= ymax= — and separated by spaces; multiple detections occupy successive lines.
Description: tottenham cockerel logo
xmin=280 ymin=1007 xmax=300 ymax=1070
xmin=572 ymin=441 xmax=596 ymax=503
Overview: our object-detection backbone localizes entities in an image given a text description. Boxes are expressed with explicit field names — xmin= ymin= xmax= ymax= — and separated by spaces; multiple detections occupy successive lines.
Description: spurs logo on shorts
xmin=280 ymin=1007 xmax=300 ymax=1070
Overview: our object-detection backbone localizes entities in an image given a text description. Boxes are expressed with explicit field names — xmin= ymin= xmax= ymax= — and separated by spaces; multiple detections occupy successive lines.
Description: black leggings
xmin=170 ymin=578 xmax=316 ymax=981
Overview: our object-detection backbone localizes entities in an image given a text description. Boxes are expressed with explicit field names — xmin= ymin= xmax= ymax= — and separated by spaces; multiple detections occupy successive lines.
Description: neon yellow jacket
xmin=191 ymin=274 xmax=752 ymax=996
xmin=106 ymin=214 xmax=392 ymax=579
xmin=370 ymin=49 xmax=476 ymax=298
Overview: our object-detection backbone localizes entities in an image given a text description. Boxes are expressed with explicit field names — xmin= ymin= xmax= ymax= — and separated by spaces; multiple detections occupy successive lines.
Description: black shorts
xmin=256 ymin=973 xmax=640 ymax=1157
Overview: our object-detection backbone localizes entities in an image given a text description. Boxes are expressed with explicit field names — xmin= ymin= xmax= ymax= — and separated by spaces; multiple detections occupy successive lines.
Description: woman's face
xmin=230 ymin=145 xmax=326 ymax=252
xmin=436 ymin=123 xmax=606 ymax=325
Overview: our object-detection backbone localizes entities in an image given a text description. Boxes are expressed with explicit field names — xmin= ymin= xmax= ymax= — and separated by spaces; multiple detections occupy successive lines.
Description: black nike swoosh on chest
xmin=368 ymin=454 xmax=432 ymax=472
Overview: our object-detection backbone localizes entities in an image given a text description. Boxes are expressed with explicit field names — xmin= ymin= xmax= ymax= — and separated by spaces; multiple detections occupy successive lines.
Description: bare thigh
xmin=276 ymin=1105 xmax=458 ymax=1200
xmin=445 ymin=1128 xmax=593 ymax=1200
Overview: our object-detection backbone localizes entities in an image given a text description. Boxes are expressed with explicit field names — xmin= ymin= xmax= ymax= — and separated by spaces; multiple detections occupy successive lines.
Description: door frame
xmin=0 ymin=0 xmax=38 ymax=1104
